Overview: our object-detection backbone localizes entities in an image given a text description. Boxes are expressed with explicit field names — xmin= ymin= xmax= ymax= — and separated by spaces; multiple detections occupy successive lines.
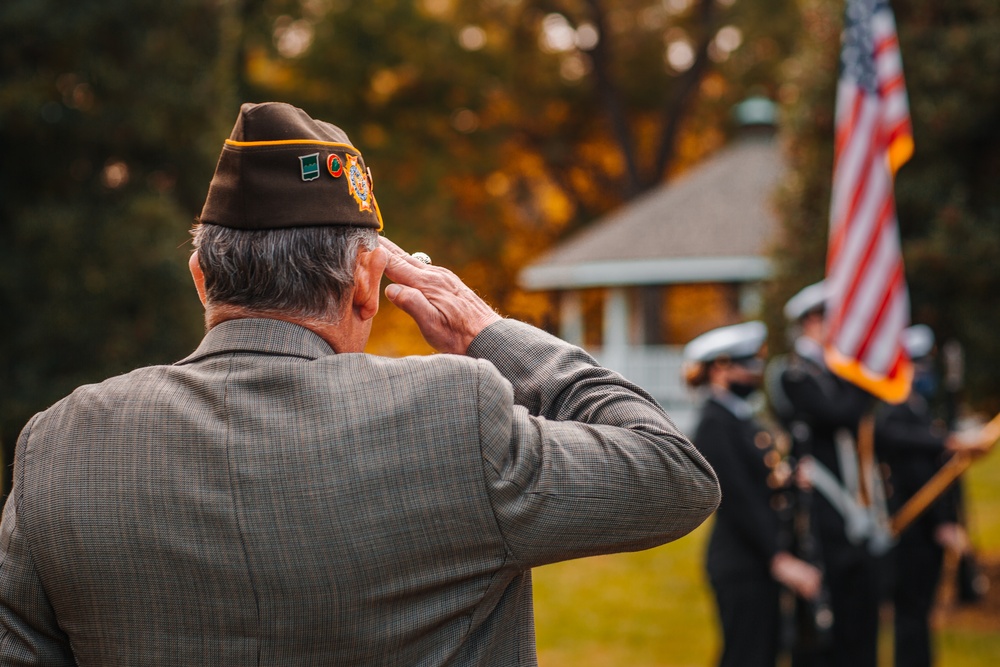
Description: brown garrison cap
xmin=199 ymin=102 xmax=383 ymax=230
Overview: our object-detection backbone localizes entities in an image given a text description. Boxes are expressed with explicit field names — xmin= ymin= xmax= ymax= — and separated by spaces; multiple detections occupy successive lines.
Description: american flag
xmin=824 ymin=0 xmax=914 ymax=404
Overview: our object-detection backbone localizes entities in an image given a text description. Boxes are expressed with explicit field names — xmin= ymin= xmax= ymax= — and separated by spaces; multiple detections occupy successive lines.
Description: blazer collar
xmin=176 ymin=318 xmax=336 ymax=365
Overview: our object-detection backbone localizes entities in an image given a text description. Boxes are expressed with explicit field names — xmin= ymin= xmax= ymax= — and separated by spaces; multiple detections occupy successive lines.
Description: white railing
xmin=591 ymin=345 xmax=702 ymax=433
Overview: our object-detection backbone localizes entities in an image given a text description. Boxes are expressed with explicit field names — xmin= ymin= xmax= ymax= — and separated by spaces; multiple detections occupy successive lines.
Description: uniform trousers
xmin=892 ymin=538 xmax=943 ymax=667
xmin=712 ymin=577 xmax=780 ymax=667
xmin=792 ymin=551 xmax=880 ymax=667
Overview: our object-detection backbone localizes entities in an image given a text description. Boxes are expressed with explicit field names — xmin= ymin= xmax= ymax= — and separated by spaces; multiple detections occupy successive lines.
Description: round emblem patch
xmin=327 ymin=154 xmax=344 ymax=178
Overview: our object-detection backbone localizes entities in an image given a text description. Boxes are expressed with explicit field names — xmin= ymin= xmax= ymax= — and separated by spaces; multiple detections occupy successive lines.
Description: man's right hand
xmin=771 ymin=551 xmax=823 ymax=601
xmin=380 ymin=236 xmax=501 ymax=355
xmin=946 ymin=428 xmax=995 ymax=459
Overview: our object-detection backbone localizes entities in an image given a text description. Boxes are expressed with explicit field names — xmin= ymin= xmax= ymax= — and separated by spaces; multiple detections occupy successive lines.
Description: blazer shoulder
xmin=352 ymin=352 xmax=503 ymax=384
xmin=30 ymin=364 xmax=172 ymax=421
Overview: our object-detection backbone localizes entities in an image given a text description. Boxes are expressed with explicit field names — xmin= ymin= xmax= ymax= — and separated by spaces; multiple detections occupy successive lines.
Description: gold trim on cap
xmin=225 ymin=139 xmax=360 ymax=151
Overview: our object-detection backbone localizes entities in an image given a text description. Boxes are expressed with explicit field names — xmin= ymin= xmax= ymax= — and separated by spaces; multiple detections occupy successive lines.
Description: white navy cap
xmin=684 ymin=321 xmax=768 ymax=363
xmin=902 ymin=324 xmax=935 ymax=360
xmin=784 ymin=281 xmax=827 ymax=321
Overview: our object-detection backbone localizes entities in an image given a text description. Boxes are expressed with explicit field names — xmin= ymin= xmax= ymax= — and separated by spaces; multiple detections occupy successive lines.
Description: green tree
xmin=0 ymin=0 xmax=233 ymax=493
xmin=243 ymin=0 xmax=799 ymax=330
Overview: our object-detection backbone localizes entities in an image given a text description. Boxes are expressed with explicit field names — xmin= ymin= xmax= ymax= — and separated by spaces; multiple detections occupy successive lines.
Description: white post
xmin=559 ymin=290 xmax=584 ymax=346
xmin=603 ymin=287 xmax=628 ymax=372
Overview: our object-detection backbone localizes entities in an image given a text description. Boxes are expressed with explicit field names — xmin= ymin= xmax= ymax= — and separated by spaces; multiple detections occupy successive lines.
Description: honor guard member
xmin=0 ymin=102 xmax=721 ymax=666
xmin=685 ymin=322 xmax=822 ymax=667
xmin=877 ymin=325 xmax=983 ymax=667
xmin=766 ymin=282 xmax=884 ymax=667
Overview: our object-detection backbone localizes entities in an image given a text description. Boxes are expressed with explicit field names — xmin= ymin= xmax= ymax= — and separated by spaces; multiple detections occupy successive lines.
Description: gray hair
xmin=191 ymin=223 xmax=379 ymax=322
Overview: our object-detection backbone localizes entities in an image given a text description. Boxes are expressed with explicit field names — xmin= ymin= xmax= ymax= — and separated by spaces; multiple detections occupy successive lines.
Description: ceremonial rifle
xmin=890 ymin=411 xmax=1000 ymax=537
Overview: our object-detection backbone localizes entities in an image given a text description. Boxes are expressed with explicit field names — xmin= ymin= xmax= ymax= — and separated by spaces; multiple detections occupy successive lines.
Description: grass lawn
xmin=533 ymin=436 xmax=1000 ymax=666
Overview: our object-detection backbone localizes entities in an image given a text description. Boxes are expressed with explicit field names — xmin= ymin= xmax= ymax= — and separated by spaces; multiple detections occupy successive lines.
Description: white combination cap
xmin=784 ymin=281 xmax=827 ymax=321
xmin=902 ymin=324 xmax=935 ymax=360
xmin=683 ymin=321 xmax=768 ymax=363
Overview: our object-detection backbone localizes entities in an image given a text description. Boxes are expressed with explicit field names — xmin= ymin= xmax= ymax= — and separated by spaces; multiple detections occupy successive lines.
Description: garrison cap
xmin=199 ymin=102 xmax=383 ymax=231
xmin=902 ymin=324 xmax=935 ymax=360
xmin=683 ymin=321 xmax=768 ymax=364
xmin=784 ymin=281 xmax=827 ymax=322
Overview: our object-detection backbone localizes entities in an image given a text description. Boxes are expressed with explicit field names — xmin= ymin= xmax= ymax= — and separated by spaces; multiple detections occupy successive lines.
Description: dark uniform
xmin=769 ymin=341 xmax=880 ymax=667
xmin=694 ymin=392 xmax=792 ymax=667
xmin=685 ymin=320 xmax=797 ymax=667
xmin=877 ymin=384 xmax=958 ymax=667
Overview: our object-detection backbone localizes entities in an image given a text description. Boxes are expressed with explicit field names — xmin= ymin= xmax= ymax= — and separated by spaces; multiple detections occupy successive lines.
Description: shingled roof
xmin=519 ymin=129 xmax=784 ymax=290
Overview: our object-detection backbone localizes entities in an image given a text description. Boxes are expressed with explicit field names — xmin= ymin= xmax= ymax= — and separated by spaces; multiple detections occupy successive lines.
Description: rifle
xmin=889 ymin=411 xmax=1000 ymax=537
xmin=766 ymin=356 xmax=834 ymax=654
xmin=784 ymin=445 xmax=835 ymax=653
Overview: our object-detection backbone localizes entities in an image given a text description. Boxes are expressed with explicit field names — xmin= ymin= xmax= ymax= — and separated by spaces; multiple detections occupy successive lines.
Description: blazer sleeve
xmin=0 ymin=419 xmax=75 ymax=666
xmin=466 ymin=319 xmax=721 ymax=568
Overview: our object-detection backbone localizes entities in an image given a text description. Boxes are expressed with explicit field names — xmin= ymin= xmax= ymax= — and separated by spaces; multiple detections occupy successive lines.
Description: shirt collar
xmin=711 ymin=387 xmax=755 ymax=420
xmin=794 ymin=335 xmax=827 ymax=368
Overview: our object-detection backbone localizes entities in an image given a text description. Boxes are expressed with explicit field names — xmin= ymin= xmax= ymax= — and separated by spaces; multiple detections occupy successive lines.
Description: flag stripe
xmin=829 ymin=95 xmax=881 ymax=265
xmin=828 ymin=135 xmax=891 ymax=324
xmin=837 ymin=214 xmax=899 ymax=361
xmin=830 ymin=111 xmax=883 ymax=264
xmin=852 ymin=260 xmax=905 ymax=365
xmin=832 ymin=190 xmax=895 ymax=348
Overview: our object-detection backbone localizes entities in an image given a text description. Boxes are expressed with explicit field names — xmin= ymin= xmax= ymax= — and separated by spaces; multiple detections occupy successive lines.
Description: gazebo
xmin=518 ymin=98 xmax=784 ymax=429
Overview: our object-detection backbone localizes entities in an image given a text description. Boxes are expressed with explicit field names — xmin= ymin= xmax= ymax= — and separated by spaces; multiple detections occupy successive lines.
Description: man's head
xmin=682 ymin=321 xmax=768 ymax=396
xmin=784 ymin=281 xmax=826 ymax=343
xmin=192 ymin=102 xmax=387 ymax=350
xmin=190 ymin=223 xmax=379 ymax=323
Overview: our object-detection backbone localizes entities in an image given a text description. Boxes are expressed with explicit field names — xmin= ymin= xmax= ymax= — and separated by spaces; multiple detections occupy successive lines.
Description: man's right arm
xmin=780 ymin=364 xmax=871 ymax=428
xmin=380 ymin=234 xmax=719 ymax=567
xmin=467 ymin=319 xmax=720 ymax=568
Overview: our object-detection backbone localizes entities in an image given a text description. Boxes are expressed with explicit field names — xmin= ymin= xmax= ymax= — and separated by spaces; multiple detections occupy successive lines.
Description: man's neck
xmin=205 ymin=304 xmax=355 ymax=353
xmin=795 ymin=335 xmax=826 ymax=367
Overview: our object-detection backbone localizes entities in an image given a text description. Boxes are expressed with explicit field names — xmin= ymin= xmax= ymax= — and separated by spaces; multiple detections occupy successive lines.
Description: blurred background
xmin=2 ymin=0 xmax=998 ymax=663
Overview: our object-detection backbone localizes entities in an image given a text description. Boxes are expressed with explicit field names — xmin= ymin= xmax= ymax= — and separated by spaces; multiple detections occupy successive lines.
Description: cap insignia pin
xmin=327 ymin=154 xmax=344 ymax=178
xmin=299 ymin=153 xmax=320 ymax=181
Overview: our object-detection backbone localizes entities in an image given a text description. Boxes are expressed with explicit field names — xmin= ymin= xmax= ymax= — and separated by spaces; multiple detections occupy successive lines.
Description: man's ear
xmin=353 ymin=245 xmax=387 ymax=322
xmin=189 ymin=251 xmax=208 ymax=307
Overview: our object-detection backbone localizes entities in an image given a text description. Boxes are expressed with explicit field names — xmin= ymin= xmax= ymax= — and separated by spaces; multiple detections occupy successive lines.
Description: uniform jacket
xmin=768 ymin=343 xmax=873 ymax=568
xmin=693 ymin=394 xmax=786 ymax=584
xmin=876 ymin=396 xmax=959 ymax=547
xmin=0 ymin=317 xmax=719 ymax=666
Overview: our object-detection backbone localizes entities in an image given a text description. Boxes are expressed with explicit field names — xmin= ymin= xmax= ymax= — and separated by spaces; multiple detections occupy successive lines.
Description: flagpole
xmin=856 ymin=407 xmax=877 ymax=507
xmin=889 ymin=411 xmax=1000 ymax=537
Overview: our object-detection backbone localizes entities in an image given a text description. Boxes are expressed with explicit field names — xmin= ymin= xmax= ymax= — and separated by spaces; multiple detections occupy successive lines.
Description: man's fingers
xmin=384 ymin=256 xmax=436 ymax=293
xmin=381 ymin=242 xmax=439 ymax=289
xmin=378 ymin=234 xmax=500 ymax=354
xmin=378 ymin=235 xmax=408 ymax=258
xmin=384 ymin=282 xmax=436 ymax=322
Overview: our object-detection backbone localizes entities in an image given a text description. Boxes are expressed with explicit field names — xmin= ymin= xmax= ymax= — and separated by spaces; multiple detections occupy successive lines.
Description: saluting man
xmin=0 ymin=102 xmax=720 ymax=666
xmin=685 ymin=321 xmax=822 ymax=667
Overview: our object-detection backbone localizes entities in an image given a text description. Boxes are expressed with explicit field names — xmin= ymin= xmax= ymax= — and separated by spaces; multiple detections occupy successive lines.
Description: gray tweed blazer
xmin=0 ymin=317 xmax=719 ymax=666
